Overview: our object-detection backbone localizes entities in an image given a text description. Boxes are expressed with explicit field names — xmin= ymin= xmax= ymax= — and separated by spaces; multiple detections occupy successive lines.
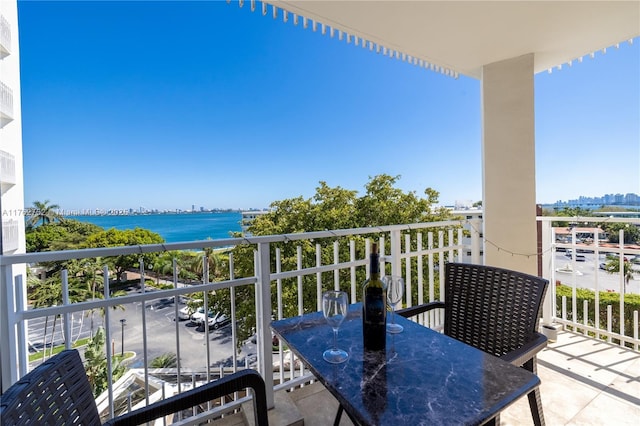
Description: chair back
xmin=444 ymin=263 xmax=548 ymax=357
xmin=0 ymin=350 xmax=101 ymax=425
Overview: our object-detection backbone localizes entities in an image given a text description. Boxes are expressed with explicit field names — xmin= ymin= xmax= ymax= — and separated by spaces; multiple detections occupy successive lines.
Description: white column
xmin=481 ymin=53 xmax=537 ymax=275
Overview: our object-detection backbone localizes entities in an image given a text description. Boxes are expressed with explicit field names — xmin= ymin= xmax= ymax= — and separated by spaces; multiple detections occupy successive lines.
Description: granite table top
xmin=271 ymin=303 xmax=540 ymax=426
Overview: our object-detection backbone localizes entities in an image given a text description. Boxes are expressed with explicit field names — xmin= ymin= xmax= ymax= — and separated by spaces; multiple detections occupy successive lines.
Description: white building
xmin=0 ymin=0 xmax=26 ymax=390
xmin=241 ymin=210 xmax=269 ymax=236
xmin=0 ymin=1 xmax=24 ymax=256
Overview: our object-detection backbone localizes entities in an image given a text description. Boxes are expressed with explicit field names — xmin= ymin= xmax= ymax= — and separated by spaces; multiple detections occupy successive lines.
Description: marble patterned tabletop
xmin=271 ymin=303 xmax=540 ymax=426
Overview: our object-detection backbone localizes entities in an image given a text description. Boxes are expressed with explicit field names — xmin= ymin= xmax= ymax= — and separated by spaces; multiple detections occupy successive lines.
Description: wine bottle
xmin=362 ymin=242 xmax=386 ymax=351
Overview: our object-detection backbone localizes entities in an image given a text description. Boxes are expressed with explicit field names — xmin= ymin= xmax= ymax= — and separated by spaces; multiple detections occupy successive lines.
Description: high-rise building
xmin=0 ymin=1 xmax=24 ymax=256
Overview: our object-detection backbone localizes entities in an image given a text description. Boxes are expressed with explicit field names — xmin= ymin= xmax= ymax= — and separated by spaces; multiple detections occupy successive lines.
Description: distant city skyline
xmin=549 ymin=192 xmax=640 ymax=207
xmin=30 ymin=191 xmax=638 ymax=217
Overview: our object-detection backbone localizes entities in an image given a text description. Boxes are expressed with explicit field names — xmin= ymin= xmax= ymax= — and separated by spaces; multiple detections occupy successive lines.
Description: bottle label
xmin=364 ymin=288 xmax=385 ymax=325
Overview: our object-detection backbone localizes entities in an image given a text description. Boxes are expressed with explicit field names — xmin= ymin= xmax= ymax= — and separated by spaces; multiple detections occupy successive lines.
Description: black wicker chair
xmin=0 ymin=349 xmax=269 ymax=426
xmin=397 ymin=262 xmax=549 ymax=426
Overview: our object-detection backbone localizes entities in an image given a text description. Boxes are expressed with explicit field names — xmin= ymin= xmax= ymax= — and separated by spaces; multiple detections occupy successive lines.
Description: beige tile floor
xmin=235 ymin=330 xmax=639 ymax=425
xmin=282 ymin=330 xmax=640 ymax=425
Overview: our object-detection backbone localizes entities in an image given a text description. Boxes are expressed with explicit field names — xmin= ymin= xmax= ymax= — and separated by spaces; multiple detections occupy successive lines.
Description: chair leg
xmin=334 ymin=405 xmax=343 ymax=426
xmin=485 ymin=414 xmax=499 ymax=425
xmin=527 ymin=388 xmax=545 ymax=426
xmin=523 ymin=358 xmax=545 ymax=426
xmin=334 ymin=404 xmax=359 ymax=425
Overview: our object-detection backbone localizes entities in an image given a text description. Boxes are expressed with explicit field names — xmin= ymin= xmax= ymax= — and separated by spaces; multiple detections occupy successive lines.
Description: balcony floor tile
xmin=279 ymin=330 xmax=639 ymax=426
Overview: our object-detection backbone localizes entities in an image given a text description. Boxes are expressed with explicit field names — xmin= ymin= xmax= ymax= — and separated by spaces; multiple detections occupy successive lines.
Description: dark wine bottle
xmin=362 ymin=242 xmax=386 ymax=351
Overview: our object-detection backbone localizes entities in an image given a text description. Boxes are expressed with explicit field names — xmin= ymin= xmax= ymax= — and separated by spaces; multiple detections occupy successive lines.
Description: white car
xmin=190 ymin=307 xmax=212 ymax=324
xmin=177 ymin=305 xmax=195 ymax=321
xmin=208 ymin=312 xmax=230 ymax=330
xmin=195 ymin=312 xmax=231 ymax=332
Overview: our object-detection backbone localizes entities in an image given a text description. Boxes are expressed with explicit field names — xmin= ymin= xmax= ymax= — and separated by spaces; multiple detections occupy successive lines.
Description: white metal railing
xmin=0 ymin=80 xmax=13 ymax=125
xmin=539 ymin=216 xmax=640 ymax=351
xmin=1 ymin=216 xmax=638 ymax=421
xmin=0 ymin=220 xmax=473 ymax=423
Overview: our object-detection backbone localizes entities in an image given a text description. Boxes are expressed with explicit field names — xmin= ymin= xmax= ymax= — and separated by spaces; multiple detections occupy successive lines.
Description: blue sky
xmin=17 ymin=1 xmax=640 ymax=212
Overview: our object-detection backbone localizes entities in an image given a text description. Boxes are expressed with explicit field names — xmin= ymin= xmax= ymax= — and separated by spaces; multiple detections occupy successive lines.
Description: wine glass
xmin=383 ymin=275 xmax=404 ymax=334
xmin=322 ymin=290 xmax=349 ymax=364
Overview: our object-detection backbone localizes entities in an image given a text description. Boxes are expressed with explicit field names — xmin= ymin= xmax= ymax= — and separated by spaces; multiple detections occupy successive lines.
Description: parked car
xmin=150 ymin=297 xmax=174 ymax=310
xmin=177 ymin=305 xmax=195 ymax=321
xmin=208 ymin=312 xmax=231 ymax=330
xmin=564 ymin=250 xmax=585 ymax=262
xmin=190 ymin=307 xmax=213 ymax=324
xmin=195 ymin=312 xmax=230 ymax=332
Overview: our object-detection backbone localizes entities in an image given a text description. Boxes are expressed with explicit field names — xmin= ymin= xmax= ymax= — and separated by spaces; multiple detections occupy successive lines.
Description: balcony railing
xmin=0 ymin=80 xmax=13 ymax=127
xmin=1 ymin=218 xmax=19 ymax=253
xmin=0 ymin=150 xmax=16 ymax=192
xmin=1 ymin=217 xmax=638 ymax=423
xmin=0 ymin=14 xmax=10 ymax=58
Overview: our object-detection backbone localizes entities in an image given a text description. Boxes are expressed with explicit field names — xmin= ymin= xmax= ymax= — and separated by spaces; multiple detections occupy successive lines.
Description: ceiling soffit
xmin=246 ymin=1 xmax=640 ymax=79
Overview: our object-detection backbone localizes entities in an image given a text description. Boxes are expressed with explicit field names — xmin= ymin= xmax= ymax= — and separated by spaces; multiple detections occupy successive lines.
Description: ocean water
xmin=68 ymin=212 xmax=242 ymax=243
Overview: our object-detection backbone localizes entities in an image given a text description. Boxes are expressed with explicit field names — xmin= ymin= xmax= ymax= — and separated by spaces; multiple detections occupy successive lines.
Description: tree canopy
xmin=26 ymin=219 xmax=103 ymax=252
xmin=83 ymin=228 xmax=164 ymax=282
xmin=221 ymin=174 xmax=454 ymax=343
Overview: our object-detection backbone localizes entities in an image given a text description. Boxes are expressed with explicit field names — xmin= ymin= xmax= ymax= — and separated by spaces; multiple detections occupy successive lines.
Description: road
xmin=28 ymin=290 xmax=256 ymax=371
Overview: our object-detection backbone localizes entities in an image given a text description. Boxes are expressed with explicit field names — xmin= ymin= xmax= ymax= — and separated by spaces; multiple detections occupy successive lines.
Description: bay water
xmin=68 ymin=212 xmax=242 ymax=243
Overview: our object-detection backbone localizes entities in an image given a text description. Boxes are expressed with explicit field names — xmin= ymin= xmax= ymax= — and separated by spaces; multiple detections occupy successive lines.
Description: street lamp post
xmin=120 ymin=319 xmax=127 ymax=356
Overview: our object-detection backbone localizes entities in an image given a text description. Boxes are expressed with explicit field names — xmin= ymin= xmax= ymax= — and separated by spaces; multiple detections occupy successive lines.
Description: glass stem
xmin=333 ymin=328 xmax=338 ymax=351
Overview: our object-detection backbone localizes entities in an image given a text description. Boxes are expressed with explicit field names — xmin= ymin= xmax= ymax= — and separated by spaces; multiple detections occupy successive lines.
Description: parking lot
xmin=553 ymin=251 xmax=640 ymax=294
xmin=28 ymin=290 xmax=257 ymax=371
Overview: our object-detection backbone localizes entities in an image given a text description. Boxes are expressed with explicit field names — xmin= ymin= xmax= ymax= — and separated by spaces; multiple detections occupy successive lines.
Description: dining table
xmin=270 ymin=303 xmax=540 ymax=426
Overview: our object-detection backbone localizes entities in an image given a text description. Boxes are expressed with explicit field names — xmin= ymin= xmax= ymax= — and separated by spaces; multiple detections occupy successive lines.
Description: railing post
xmin=469 ymin=218 xmax=482 ymax=265
xmin=256 ymin=241 xmax=274 ymax=409
xmin=390 ymin=229 xmax=401 ymax=277
xmin=540 ymin=220 xmax=554 ymax=326
xmin=0 ymin=263 xmax=18 ymax=391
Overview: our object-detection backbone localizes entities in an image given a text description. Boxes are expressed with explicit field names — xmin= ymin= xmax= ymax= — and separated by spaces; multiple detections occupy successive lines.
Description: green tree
xmin=30 ymin=270 xmax=91 ymax=359
xmin=26 ymin=200 xmax=62 ymax=228
xmin=225 ymin=174 xmax=452 ymax=344
xmin=602 ymin=223 xmax=640 ymax=244
xmin=603 ymin=257 xmax=635 ymax=292
xmin=83 ymin=228 xmax=164 ymax=282
xmin=26 ymin=219 xmax=103 ymax=252
xmin=186 ymin=246 xmax=227 ymax=281
xmin=84 ymin=327 xmax=126 ymax=397
xmin=549 ymin=207 xmax=593 ymax=227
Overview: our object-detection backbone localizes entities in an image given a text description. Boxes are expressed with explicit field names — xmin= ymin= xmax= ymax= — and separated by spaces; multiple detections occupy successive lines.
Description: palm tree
xmin=150 ymin=253 xmax=174 ymax=286
xmin=29 ymin=271 xmax=91 ymax=360
xmin=188 ymin=245 xmax=223 ymax=280
xmin=604 ymin=257 xmax=635 ymax=292
xmin=84 ymin=327 xmax=126 ymax=397
xmin=27 ymin=200 xmax=62 ymax=228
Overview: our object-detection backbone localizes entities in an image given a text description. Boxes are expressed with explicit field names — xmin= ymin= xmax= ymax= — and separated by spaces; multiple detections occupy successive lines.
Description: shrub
xmin=555 ymin=284 xmax=640 ymax=347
